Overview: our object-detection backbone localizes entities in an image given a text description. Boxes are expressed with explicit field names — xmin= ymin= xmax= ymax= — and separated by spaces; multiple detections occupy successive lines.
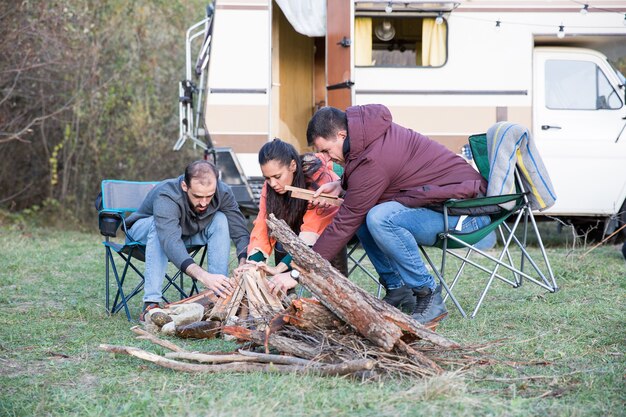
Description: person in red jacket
xmin=236 ymin=138 xmax=346 ymax=296
xmin=307 ymin=104 xmax=491 ymax=324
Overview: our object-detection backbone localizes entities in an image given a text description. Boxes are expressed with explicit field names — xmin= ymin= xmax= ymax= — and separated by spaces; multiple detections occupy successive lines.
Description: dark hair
xmin=259 ymin=139 xmax=308 ymax=233
xmin=306 ymin=106 xmax=348 ymax=146
xmin=184 ymin=160 xmax=218 ymax=186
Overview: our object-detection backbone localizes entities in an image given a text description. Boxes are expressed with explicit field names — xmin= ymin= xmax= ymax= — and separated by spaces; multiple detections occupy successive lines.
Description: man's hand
xmin=186 ymin=263 xmax=233 ymax=297
xmin=233 ymin=260 xmax=258 ymax=278
xmin=311 ymin=180 xmax=344 ymax=209
xmin=267 ymin=271 xmax=298 ymax=297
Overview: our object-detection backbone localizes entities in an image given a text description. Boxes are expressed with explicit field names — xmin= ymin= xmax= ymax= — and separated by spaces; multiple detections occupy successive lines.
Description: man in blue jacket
xmin=126 ymin=160 xmax=250 ymax=318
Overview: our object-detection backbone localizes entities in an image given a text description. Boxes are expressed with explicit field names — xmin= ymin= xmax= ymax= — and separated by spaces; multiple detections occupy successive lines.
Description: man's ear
xmin=338 ymin=130 xmax=348 ymax=141
xmin=181 ymin=180 xmax=188 ymax=192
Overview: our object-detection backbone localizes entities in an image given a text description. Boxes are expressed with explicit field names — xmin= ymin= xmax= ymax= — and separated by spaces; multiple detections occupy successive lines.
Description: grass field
xmin=0 ymin=223 xmax=624 ymax=416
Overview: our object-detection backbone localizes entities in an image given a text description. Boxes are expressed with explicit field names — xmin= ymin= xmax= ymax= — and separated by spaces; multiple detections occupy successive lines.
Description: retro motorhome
xmin=175 ymin=0 xmax=626 ymax=236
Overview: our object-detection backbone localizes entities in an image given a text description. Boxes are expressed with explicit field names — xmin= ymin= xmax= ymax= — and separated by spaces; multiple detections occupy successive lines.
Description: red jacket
xmin=313 ymin=104 xmax=486 ymax=260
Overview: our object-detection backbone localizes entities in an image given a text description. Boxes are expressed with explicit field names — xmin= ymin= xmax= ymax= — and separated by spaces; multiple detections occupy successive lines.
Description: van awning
xmin=355 ymin=0 xmax=461 ymax=13
xmin=275 ymin=0 xmax=326 ymax=37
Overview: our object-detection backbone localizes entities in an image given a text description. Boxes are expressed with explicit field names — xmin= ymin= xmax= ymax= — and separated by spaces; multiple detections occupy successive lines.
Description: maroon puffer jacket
xmin=313 ymin=104 xmax=486 ymax=260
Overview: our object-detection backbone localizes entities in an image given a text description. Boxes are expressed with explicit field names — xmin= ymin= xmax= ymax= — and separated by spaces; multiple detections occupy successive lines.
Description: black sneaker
xmin=382 ymin=286 xmax=416 ymax=314
xmin=411 ymin=285 xmax=448 ymax=325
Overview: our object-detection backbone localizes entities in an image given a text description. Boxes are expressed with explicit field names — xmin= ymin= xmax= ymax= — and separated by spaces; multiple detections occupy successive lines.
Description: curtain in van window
xmin=422 ymin=18 xmax=446 ymax=66
xmin=355 ymin=17 xmax=373 ymax=66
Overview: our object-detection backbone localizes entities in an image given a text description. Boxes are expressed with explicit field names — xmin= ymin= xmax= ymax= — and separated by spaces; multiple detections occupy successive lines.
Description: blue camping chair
xmin=97 ymin=180 xmax=206 ymax=321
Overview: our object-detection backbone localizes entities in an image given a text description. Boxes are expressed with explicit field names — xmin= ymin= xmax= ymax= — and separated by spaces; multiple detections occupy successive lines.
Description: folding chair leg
xmin=498 ymin=225 xmax=522 ymax=287
xmin=105 ymin=247 xmax=133 ymax=321
xmin=527 ymin=210 xmax=558 ymax=291
xmin=348 ymin=242 xmax=383 ymax=298
xmin=420 ymin=246 xmax=467 ymax=318
xmin=444 ymin=247 xmax=473 ymax=302
xmin=105 ymin=246 xmax=110 ymax=313
xmin=470 ymin=211 xmax=525 ymax=318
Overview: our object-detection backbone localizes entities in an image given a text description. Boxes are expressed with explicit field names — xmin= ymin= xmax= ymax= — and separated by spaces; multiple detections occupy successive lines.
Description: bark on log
xmin=266 ymin=214 xmax=458 ymax=353
xmin=99 ymin=344 xmax=372 ymax=376
xmin=223 ymin=326 xmax=321 ymax=360
xmin=284 ymin=298 xmax=344 ymax=331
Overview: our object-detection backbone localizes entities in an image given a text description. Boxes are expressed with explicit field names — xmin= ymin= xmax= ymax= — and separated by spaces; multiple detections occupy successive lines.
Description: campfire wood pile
xmin=99 ymin=214 xmax=484 ymax=379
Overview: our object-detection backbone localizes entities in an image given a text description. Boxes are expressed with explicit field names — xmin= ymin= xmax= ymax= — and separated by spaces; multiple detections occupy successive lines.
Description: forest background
xmin=0 ymin=0 xmax=206 ymax=228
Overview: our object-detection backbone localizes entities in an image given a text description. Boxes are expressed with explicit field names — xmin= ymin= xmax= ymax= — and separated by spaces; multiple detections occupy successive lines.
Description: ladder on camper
xmin=173 ymin=3 xmax=259 ymax=214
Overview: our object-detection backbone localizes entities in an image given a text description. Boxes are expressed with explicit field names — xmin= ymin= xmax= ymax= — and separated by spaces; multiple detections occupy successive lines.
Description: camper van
xmin=176 ymin=0 xmax=626 ymax=237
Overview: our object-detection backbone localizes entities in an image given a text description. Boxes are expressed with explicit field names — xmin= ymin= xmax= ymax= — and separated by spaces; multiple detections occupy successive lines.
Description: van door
xmin=533 ymin=47 xmax=626 ymax=217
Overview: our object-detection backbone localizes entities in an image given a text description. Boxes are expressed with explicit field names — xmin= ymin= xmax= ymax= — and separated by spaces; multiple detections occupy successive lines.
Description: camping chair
xmin=347 ymin=238 xmax=384 ymax=298
xmin=419 ymin=133 xmax=558 ymax=318
xmin=98 ymin=180 xmax=206 ymax=321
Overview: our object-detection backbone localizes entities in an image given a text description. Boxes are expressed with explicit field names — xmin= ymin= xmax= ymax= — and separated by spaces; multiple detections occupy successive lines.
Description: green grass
xmin=0 ymin=224 xmax=624 ymax=416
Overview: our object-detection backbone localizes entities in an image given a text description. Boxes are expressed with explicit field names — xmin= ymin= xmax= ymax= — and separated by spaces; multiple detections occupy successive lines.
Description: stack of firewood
xmin=208 ymin=269 xmax=284 ymax=326
xmin=100 ymin=215 xmax=481 ymax=379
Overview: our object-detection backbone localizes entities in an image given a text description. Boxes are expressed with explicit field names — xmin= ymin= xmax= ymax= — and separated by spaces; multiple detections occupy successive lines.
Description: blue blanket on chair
xmin=486 ymin=122 xmax=557 ymax=211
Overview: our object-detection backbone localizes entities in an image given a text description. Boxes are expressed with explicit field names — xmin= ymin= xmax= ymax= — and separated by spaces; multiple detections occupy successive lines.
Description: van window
xmin=354 ymin=15 xmax=447 ymax=67
xmin=545 ymin=60 xmax=623 ymax=110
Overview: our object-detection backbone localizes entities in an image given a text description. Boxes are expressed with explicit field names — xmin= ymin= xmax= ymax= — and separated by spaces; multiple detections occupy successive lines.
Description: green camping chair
xmin=347 ymin=238 xmax=384 ymax=298
xmin=419 ymin=133 xmax=558 ymax=318
xmin=98 ymin=180 xmax=206 ymax=321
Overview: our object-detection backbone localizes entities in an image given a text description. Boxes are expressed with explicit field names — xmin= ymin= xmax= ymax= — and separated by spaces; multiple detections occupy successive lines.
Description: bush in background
xmin=0 ymin=0 xmax=206 ymax=229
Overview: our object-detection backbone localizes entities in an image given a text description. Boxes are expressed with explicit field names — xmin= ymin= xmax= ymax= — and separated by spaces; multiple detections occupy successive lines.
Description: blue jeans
xmin=127 ymin=212 xmax=230 ymax=303
xmin=356 ymin=201 xmax=491 ymax=291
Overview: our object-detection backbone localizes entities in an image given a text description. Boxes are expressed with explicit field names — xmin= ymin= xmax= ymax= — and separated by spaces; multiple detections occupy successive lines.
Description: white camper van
xmin=176 ymin=0 xmax=626 ymax=236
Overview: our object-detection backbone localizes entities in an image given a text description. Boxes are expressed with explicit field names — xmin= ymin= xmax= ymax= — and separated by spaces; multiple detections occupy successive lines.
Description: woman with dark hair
xmin=237 ymin=138 xmax=346 ymax=295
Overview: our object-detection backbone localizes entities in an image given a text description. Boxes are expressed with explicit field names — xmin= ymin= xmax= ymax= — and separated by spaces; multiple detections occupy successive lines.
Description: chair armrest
xmin=98 ymin=209 xmax=126 ymax=237
xmin=444 ymin=193 xmax=523 ymax=209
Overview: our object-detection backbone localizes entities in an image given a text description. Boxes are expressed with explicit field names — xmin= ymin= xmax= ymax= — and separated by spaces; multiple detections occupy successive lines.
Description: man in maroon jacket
xmin=307 ymin=104 xmax=490 ymax=324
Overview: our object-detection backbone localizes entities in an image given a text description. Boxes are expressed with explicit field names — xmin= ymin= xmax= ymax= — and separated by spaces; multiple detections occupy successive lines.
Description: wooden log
xmin=165 ymin=350 xmax=315 ymax=367
xmin=284 ymin=298 xmax=343 ymax=331
xmin=165 ymin=290 xmax=217 ymax=309
xmin=165 ymin=352 xmax=256 ymax=364
xmin=208 ymin=275 xmax=245 ymax=321
xmin=285 ymin=185 xmax=343 ymax=207
xmin=222 ymin=326 xmax=321 ymax=360
xmin=130 ymin=326 xmax=184 ymax=352
xmin=243 ymin=271 xmax=267 ymax=320
xmin=254 ymin=271 xmax=285 ymax=311
xmin=237 ymin=349 xmax=315 ymax=366
xmin=266 ymin=214 xmax=459 ymax=354
xmin=175 ymin=320 xmax=221 ymax=339
xmin=99 ymin=344 xmax=372 ymax=376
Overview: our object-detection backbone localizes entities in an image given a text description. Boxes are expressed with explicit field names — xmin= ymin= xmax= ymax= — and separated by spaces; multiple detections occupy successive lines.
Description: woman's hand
xmin=267 ymin=271 xmax=298 ymax=297
xmin=257 ymin=262 xmax=288 ymax=276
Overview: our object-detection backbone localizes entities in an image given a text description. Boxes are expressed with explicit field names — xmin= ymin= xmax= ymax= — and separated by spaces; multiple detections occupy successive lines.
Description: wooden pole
xmin=266 ymin=214 xmax=459 ymax=354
